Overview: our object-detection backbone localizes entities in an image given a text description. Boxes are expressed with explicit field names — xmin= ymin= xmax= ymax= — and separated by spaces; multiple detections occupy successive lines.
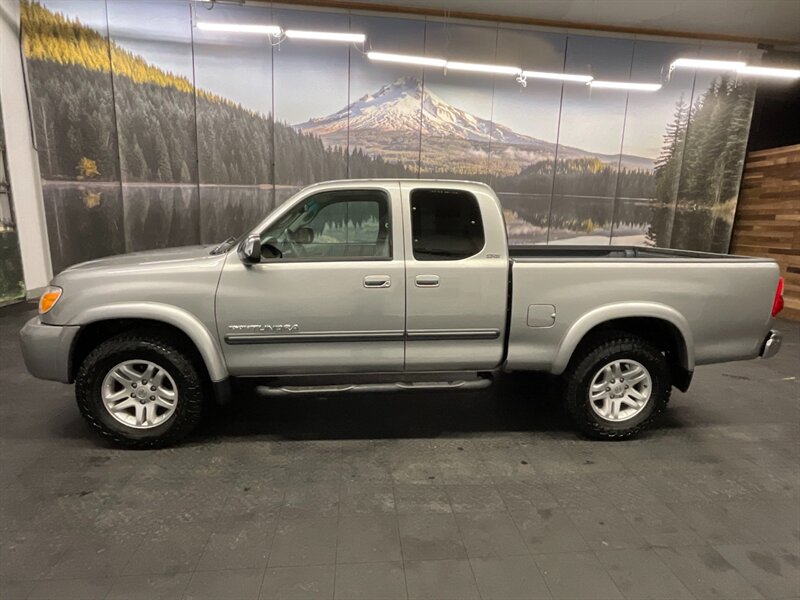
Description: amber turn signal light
xmin=38 ymin=287 xmax=63 ymax=314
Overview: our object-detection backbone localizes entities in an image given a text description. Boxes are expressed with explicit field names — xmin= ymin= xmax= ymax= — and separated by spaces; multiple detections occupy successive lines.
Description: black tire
xmin=563 ymin=332 xmax=671 ymax=440
xmin=75 ymin=330 xmax=206 ymax=448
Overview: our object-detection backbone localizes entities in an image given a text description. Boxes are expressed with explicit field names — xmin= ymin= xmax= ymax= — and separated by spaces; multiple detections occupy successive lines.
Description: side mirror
xmin=238 ymin=235 xmax=261 ymax=264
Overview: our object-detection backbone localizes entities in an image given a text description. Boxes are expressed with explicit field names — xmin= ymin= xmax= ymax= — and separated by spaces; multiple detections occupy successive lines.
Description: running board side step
xmin=255 ymin=378 xmax=492 ymax=397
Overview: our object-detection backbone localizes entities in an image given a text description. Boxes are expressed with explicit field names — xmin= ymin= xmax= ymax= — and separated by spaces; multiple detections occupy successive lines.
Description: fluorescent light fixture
xmin=446 ymin=61 xmax=521 ymax=76
xmin=367 ymin=52 xmax=446 ymax=67
xmin=671 ymin=58 xmax=746 ymax=71
xmin=737 ymin=65 xmax=800 ymax=79
xmin=197 ymin=22 xmax=281 ymax=35
xmin=284 ymin=30 xmax=365 ymax=43
xmin=522 ymin=70 xmax=593 ymax=83
xmin=590 ymin=80 xmax=662 ymax=91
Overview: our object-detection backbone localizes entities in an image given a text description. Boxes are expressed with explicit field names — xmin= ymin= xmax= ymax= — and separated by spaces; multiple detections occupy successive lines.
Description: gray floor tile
xmin=195 ymin=523 xmax=274 ymax=571
xmin=438 ymin=453 xmax=494 ymax=484
xmin=666 ymin=502 xmax=764 ymax=546
xmin=394 ymin=485 xmax=451 ymax=514
xmin=27 ymin=576 xmax=113 ymax=600
xmin=565 ymin=504 xmax=647 ymax=551
xmin=337 ymin=515 xmax=402 ymax=564
xmin=338 ymin=482 xmax=395 ymax=515
xmin=726 ymin=500 xmax=800 ymax=543
xmin=511 ymin=506 xmax=589 ymax=554
xmin=494 ymin=482 xmax=559 ymax=512
xmin=398 ymin=513 xmax=467 ymax=561
xmin=446 ymin=485 xmax=506 ymax=512
xmin=596 ymin=547 xmax=694 ymax=599
xmin=0 ymin=580 xmax=36 ymax=600
xmin=260 ymin=565 xmax=335 ymax=600
xmin=534 ymin=551 xmax=623 ymax=600
xmin=655 ymin=546 xmax=765 ymax=600
xmin=45 ymin=530 xmax=144 ymax=579
xmin=281 ymin=483 xmax=339 ymax=519
xmin=715 ymin=543 xmax=800 ymax=599
xmin=0 ymin=530 xmax=72 ymax=581
xmin=469 ymin=555 xmax=551 ymax=599
xmin=334 ymin=561 xmax=407 ymax=599
xmin=454 ymin=512 xmax=528 ymax=558
xmin=106 ymin=573 xmax=192 ymax=600
xmin=269 ymin=518 xmax=338 ymax=567
xmin=621 ymin=502 xmax=704 ymax=547
xmin=122 ymin=524 xmax=210 ymax=576
xmin=184 ymin=568 xmax=263 ymax=600
xmin=404 ymin=559 xmax=480 ymax=600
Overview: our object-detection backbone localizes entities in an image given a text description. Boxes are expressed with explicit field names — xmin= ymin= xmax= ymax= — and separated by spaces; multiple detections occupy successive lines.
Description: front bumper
xmin=19 ymin=317 xmax=79 ymax=383
xmin=759 ymin=329 xmax=782 ymax=359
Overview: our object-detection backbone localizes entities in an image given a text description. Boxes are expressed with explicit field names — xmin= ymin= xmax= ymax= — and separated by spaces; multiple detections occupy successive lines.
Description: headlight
xmin=38 ymin=286 xmax=63 ymax=314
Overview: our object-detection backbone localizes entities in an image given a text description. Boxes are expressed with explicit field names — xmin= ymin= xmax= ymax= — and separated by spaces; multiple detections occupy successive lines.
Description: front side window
xmin=261 ymin=189 xmax=391 ymax=260
xmin=411 ymin=189 xmax=485 ymax=261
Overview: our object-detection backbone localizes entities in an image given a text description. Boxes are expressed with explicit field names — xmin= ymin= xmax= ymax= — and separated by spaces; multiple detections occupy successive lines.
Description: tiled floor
xmin=1 ymin=303 xmax=799 ymax=599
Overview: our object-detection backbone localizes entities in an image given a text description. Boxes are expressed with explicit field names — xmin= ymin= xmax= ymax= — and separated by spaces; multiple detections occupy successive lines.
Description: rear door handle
xmin=415 ymin=274 xmax=440 ymax=287
xmin=364 ymin=275 xmax=391 ymax=288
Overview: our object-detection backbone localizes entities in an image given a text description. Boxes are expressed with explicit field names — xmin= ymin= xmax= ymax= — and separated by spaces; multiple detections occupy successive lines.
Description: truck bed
xmin=505 ymin=246 xmax=779 ymax=375
xmin=509 ymin=245 xmax=770 ymax=261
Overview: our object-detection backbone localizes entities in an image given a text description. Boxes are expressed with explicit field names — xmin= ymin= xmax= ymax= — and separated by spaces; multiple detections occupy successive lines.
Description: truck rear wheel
xmin=563 ymin=332 xmax=670 ymax=440
xmin=75 ymin=330 xmax=205 ymax=448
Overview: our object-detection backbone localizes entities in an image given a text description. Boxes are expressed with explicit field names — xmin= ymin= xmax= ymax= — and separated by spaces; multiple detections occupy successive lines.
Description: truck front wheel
xmin=563 ymin=333 xmax=671 ymax=440
xmin=75 ymin=330 xmax=206 ymax=448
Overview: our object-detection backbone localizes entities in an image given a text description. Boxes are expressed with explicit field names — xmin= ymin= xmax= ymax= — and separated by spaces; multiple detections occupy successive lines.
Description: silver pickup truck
xmin=20 ymin=179 xmax=784 ymax=447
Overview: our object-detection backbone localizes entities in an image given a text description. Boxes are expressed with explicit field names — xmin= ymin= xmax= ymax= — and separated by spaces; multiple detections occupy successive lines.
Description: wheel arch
xmin=67 ymin=303 xmax=228 ymax=384
xmin=553 ymin=303 xmax=694 ymax=388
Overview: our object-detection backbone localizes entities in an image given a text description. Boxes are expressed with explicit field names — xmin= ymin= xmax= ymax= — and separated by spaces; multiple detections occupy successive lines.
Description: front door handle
xmin=364 ymin=275 xmax=391 ymax=288
xmin=415 ymin=274 xmax=440 ymax=288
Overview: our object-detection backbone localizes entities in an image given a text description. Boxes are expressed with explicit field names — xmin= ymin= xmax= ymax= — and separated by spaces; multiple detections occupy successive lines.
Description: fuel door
xmin=527 ymin=304 xmax=556 ymax=328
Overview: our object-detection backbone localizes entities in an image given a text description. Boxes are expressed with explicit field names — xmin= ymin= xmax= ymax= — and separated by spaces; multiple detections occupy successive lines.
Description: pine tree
xmin=155 ymin=129 xmax=173 ymax=182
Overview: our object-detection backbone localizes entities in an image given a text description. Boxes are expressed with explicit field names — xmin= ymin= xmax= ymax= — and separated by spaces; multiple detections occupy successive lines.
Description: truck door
xmin=401 ymin=183 xmax=509 ymax=371
xmin=216 ymin=183 xmax=405 ymax=375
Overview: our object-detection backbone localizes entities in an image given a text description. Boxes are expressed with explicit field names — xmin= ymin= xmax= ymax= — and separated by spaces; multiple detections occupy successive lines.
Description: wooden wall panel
xmin=731 ymin=144 xmax=800 ymax=321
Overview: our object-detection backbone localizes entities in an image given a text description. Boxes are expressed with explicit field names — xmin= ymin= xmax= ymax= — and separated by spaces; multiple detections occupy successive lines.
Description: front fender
xmin=552 ymin=302 xmax=695 ymax=375
xmin=68 ymin=302 xmax=228 ymax=382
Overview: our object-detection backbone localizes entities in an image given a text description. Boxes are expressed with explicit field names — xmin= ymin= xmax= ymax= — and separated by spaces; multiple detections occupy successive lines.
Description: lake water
xmin=42 ymin=181 xmax=732 ymax=273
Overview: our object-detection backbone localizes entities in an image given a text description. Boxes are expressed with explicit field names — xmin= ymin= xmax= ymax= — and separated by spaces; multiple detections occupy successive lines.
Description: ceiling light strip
xmin=522 ymin=70 xmax=593 ymax=83
xmin=367 ymin=52 xmax=447 ymax=67
xmin=590 ymin=80 xmax=662 ymax=91
xmin=284 ymin=30 xmax=365 ymax=43
xmin=446 ymin=61 xmax=521 ymax=75
xmin=737 ymin=65 xmax=800 ymax=79
xmin=671 ymin=58 xmax=746 ymax=71
xmin=197 ymin=22 xmax=281 ymax=35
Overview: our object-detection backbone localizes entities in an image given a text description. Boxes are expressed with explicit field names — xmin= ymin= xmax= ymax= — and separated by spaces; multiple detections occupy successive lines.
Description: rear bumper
xmin=19 ymin=317 xmax=79 ymax=383
xmin=759 ymin=329 xmax=782 ymax=359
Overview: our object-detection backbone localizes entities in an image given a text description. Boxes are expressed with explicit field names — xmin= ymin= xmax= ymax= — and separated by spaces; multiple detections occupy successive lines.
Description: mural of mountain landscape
xmin=297 ymin=76 xmax=654 ymax=174
xmin=21 ymin=0 xmax=757 ymax=273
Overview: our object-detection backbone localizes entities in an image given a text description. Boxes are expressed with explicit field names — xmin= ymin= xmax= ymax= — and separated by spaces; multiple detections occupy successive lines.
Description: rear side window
xmin=410 ymin=189 xmax=485 ymax=261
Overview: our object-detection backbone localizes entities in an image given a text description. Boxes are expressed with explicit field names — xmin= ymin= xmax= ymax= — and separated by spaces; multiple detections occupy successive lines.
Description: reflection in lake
xmin=43 ymin=182 xmax=736 ymax=273
xmin=43 ymin=182 xmax=278 ymax=273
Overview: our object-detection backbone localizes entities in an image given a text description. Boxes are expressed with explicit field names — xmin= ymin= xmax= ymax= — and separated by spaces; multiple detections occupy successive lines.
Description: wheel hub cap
xmin=588 ymin=359 xmax=652 ymax=422
xmin=101 ymin=360 xmax=178 ymax=429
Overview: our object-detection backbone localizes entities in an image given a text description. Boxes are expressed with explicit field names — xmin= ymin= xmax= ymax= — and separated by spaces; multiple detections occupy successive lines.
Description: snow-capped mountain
xmin=296 ymin=75 xmax=540 ymax=146
xmin=294 ymin=76 xmax=653 ymax=172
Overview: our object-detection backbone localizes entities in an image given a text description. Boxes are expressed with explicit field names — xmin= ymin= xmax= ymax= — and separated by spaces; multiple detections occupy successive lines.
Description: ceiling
xmin=293 ymin=0 xmax=800 ymax=46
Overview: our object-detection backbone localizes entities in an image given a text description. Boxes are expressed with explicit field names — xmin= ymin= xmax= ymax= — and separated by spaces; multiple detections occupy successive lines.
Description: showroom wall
xmin=20 ymin=0 xmax=761 ymax=273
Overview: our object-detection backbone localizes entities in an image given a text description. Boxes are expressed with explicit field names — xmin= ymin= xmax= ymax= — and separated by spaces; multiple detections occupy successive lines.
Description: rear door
xmin=401 ymin=183 xmax=509 ymax=371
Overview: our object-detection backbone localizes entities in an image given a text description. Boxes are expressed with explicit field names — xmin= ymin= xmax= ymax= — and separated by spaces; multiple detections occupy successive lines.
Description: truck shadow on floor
xmin=195 ymin=373 xmax=579 ymax=442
